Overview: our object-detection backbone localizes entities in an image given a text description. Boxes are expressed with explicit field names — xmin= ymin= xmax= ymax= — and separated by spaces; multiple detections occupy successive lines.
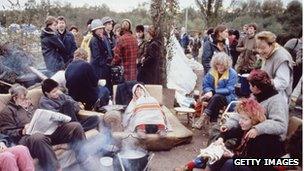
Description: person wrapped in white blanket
xmin=123 ymin=84 xmax=169 ymax=139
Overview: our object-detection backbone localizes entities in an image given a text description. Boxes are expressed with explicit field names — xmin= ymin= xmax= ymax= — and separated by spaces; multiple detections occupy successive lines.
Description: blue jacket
xmin=202 ymin=34 xmax=230 ymax=73
xmin=40 ymin=28 xmax=67 ymax=74
xmin=58 ymin=29 xmax=77 ymax=64
xmin=180 ymin=33 xmax=190 ymax=49
xmin=203 ymin=68 xmax=237 ymax=103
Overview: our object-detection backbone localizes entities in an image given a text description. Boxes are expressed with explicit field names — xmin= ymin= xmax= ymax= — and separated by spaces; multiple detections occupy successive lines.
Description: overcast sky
xmin=0 ymin=0 xmax=294 ymax=12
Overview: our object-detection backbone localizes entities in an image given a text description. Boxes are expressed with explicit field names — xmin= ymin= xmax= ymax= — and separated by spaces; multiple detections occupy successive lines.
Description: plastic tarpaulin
xmin=166 ymin=34 xmax=199 ymax=107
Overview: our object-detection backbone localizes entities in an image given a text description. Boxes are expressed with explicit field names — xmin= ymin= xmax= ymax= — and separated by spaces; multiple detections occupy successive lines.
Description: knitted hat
xmin=42 ymin=78 xmax=59 ymax=96
xmin=91 ymin=19 xmax=105 ymax=31
xmin=101 ymin=16 xmax=114 ymax=25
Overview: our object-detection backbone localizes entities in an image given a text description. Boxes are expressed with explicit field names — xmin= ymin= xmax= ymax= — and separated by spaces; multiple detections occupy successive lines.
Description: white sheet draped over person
xmin=122 ymin=84 xmax=170 ymax=138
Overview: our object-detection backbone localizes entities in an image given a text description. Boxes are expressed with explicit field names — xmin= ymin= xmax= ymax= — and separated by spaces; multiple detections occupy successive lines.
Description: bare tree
xmin=195 ymin=0 xmax=224 ymax=28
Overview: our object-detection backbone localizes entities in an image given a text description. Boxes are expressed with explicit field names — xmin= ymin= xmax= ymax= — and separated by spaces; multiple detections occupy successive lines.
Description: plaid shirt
xmin=113 ymin=32 xmax=139 ymax=81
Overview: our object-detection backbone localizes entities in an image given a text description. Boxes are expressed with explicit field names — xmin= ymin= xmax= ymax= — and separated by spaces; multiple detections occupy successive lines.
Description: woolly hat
xmin=101 ymin=16 xmax=114 ymax=25
xmin=91 ymin=19 xmax=105 ymax=31
xmin=42 ymin=78 xmax=59 ymax=96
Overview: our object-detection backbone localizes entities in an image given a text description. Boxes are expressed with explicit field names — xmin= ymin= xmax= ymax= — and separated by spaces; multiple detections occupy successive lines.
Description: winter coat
xmin=215 ymin=128 xmax=285 ymax=171
xmin=180 ymin=33 xmax=190 ymax=49
xmin=203 ymin=68 xmax=237 ymax=103
xmin=190 ymin=37 xmax=202 ymax=57
xmin=103 ymin=32 xmax=116 ymax=59
xmin=202 ymin=35 xmax=230 ymax=74
xmin=0 ymin=101 xmax=34 ymax=144
xmin=81 ymin=32 xmax=93 ymax=61
xmin=40 ymin=28 xmax=68 ymax=74
xmin=89 ymin=35 xmax=111 ymax=80
xmin=58 ymin=29 xmax=77 ymax=64
xmin=38 ymin=93 xmax=80 ymax=113
xmin=261 ymin=44 xmax=293 ymax=101
xmin=235 ymin=35 xmax=257 ymax=73
xmin=65 ymin=59 xmax=100 ymax=110
xmin=113 ymin=32 xmax=139 ymax=81
xmin=137 ymin=38 xmax=161 ymax=84
xmin=254 ymin=89 xmax=289 ymax=140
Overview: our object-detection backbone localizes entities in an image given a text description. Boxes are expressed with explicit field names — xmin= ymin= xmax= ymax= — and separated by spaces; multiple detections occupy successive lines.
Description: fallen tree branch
xmin=28 ymin=67 xmax=48 ymax=80
xmin=0 ymin=80 xmax=13 ymax=87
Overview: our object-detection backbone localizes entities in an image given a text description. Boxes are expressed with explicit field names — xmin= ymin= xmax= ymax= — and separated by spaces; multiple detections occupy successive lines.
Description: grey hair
xmin=9 ymin=84 xmax=27 ymax=99
xmin=210 ymin=52 xmax=232 ymax=71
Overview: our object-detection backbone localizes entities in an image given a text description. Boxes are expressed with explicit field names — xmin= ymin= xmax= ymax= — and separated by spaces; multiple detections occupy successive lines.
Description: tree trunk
xmin=150 ymin=0 xmax=166 ymax=87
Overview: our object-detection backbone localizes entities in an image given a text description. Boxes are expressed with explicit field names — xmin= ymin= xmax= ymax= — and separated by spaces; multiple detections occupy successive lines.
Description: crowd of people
xmin=175 ymin=23 xmax=302 ymax=170
xmin=0 ymin=14 xmax=302 ymax=171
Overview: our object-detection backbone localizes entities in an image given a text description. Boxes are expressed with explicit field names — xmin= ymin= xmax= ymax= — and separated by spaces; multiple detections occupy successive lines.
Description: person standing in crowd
xmin=189 ymin=32 xmax=202 ymax=61
xmin=0 ymin=134 xmax=34 ymax=171
xmin=284 ymin=32 xmax=302 ymax=89
xmin=66 ymin=48 xmax=110 ymax=110
xmin=0 ymin=85 xmax=87 ymax=171
xmin=113 ymin=23 xmax=122 ymax=39
xmin=235 ymin=23 xmax=258 ymax=74
xmin=137 ymin=25 xmax=162 ymax=84
xmin=112 ymin=19 xmax=138 ymax=81
xmin=57 ymin=16 xmax=77 ymax=66
xmin=81 ymin=18 xmax=93 ymax=61
xmin=202 ymin=25 xmax=230 ymax=74
xmin=69 ymin=25 xmax=83 ymax=48
xmin=228 ymin=29 xmax=240 ymax=67
xmin=255 ymin=31 xmax=293 ymax=102
xmin=89 ymin=19 xmax=112 ymax=91
xmin=240 ymin=24 xmax=248 ymax=39
xmin=203 ymin=27 xmax=214 ymax=43
xmin=41 ymin=16 xmax=67 ymax=76
xmin=195 ymin=52 xmax=237 ymax=129
xmin=101 ymin=16 xmax=116 ymax=59
xmin=39 ymin=78 xmax=101 ymax=132
xmin=180 ymin=27 xmax=190 ymax=53
xmin=135 ymin=25 xmax=148 ymax=71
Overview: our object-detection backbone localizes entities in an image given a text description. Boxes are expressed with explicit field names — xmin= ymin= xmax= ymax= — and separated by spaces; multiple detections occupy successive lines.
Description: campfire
xmin=83 ymin=130 xmax=154 ymax=171
xmin=0 ymin=43 xmax=44 ymax=93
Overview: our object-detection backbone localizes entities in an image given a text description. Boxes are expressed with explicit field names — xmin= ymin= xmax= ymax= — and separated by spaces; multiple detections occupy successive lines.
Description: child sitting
xmin=176 ymin=98 xmax=285 ymax=171
xmin=123 ymin=84 xmax=169 ymax=139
